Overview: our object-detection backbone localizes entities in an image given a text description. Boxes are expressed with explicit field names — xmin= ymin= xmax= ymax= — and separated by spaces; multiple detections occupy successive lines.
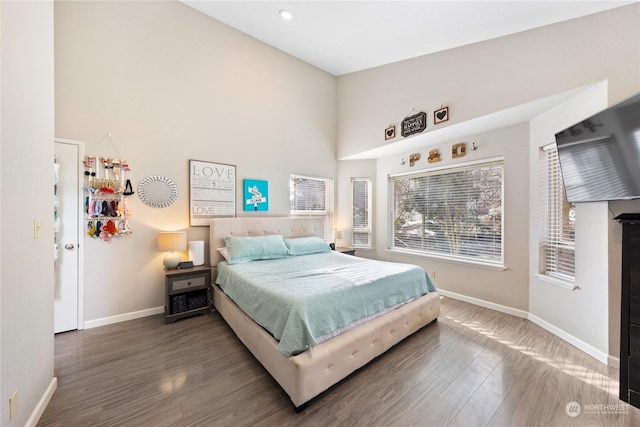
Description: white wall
xmin=54 ymin=1 xmax=336 ymax=324
xmin=529 ymin=82 xmax=611 ymax=362
xmin=336 ymin=4 xmax=639 ymax=362
xmin=1 ymin=1 xmax=56 ymax=425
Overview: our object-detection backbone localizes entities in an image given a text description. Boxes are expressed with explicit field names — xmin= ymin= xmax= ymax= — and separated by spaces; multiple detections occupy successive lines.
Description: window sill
xmin=534 ymin=273 xmax=578 ymax=290
xmin=386 ymin=248 xmax=506 ymax=271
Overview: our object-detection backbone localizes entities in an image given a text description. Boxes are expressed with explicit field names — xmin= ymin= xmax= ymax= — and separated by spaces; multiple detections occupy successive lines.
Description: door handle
xmin=64 ymin=243 xmax=75 ymax=250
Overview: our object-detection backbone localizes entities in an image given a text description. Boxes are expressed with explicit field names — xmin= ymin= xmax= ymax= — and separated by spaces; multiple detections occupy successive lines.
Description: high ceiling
xmin=182 ymin=1 xmax=635 ymax=76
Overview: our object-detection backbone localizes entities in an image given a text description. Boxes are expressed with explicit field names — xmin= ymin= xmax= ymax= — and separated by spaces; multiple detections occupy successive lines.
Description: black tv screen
xmin=555 ymin=92 xmax=640 ymax=203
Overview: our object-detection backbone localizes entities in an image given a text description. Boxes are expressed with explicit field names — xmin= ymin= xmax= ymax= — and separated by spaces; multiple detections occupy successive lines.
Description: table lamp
xmin=334 ymin=229 xmax=343 ymax=247
xmin=158 ymin=231 xmax=187 ymax=270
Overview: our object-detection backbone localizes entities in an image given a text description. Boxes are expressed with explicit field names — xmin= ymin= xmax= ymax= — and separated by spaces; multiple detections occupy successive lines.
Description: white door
xmin=54 ymin=139 xmax=84 ymax=333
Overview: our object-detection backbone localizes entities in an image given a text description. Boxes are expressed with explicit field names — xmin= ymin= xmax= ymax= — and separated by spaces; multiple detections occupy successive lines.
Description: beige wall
xmin=4 ymin=1 xmax=636 ymax=423
xmin=1 ymin=1 xmax=55 ymax=424
xmin=54 ymin=0 xmax=640 ymax=363
xmin=337 ymin=4 xmax=639 ymax=160
xmin=376 ymin=123 xmax=531 ymax=312
xmin=55 ymin=1 xmax=336 ymax=323
xmin=336 ymin=4 xmax=639 ymax=361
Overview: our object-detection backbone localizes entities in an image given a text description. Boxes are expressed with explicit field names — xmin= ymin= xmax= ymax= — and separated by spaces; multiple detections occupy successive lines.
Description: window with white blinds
xmin=388 ymin=158 xmax=504 ymax=266
xmin=351 ymin=178 xmax=372 ymax=248
xmin=539 ymin=144 xmax=576 ymax=281
xmin=289 ymin=174 xmax=334 ymax=241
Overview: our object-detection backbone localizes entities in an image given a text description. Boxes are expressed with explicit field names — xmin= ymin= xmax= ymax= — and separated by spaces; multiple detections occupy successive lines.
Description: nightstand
xmin=336 ymin=247 xmax=356 ymax=256
xmin=165 ymin=265 xmax=211 ymax=324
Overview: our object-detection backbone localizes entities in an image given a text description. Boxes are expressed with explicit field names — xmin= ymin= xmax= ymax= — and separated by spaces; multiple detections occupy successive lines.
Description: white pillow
xmin=216 ymin=247 xmax=230 ymax=261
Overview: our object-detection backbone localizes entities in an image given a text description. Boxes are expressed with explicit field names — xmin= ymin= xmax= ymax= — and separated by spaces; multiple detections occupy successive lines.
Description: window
xmin=351 ymin=178 xmax=372 ymax=248
xmin=540 ymin=143 xmax=575 ymax=282
xmin=389 ymin=158 xmax=504 ymax=266
xmin=289 ymin=174 xmax=334 ymax=241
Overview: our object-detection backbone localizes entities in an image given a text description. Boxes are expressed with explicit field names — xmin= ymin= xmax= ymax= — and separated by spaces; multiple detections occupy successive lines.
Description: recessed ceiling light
xmin=279 ymin=9 xmax=293 ymax=21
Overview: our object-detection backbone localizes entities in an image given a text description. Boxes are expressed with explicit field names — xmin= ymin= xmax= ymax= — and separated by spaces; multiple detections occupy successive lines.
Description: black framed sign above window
xmin=401 ymin=111 xmax=427 ymax=137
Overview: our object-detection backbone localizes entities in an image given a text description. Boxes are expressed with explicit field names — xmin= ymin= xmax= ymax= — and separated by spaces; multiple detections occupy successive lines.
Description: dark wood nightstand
xmin=165 ymin=265 xmax=211 ymax=324
xmin=336 ymin=247 xmax=356 ymax=256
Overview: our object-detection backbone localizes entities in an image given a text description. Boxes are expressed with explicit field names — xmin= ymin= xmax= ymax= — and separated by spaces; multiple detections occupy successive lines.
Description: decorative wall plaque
xmin=385 ymin=125 xmax=396 ymax=140
xmin=428 ymin=149 xmax=441 ymax=163
xmin=452 ymin=142 xmax=466 ymax=158
xmin=401 ymin=112 xmax=427 ymax=137
xmin=243 ymin=179 xmax=268 ymax=211
xmin=189 ymin=159 xmax=236 ymax=226
xmin=434 ymin=106 xmax=449 ymax=124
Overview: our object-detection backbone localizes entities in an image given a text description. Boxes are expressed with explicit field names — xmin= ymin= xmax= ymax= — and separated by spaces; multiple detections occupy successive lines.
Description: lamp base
xmin=163 ymin=252 xmax=181 ymax=270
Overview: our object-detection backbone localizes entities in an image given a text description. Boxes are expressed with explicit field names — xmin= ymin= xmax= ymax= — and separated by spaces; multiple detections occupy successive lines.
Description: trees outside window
xmin=389 ymin=159 xmax=504 ymax=266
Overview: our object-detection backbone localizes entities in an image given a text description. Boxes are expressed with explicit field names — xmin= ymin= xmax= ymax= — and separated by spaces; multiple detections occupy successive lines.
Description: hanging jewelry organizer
xmin=83 ymin=133 xmax=134 ymax=242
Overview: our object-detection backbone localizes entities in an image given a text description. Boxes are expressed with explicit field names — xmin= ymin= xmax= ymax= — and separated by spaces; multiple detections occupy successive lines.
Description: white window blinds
xmin=540 ymin=143 xmax=575 ymax=281
xmin=351 ymin=178 xmax=372 ymax=248
xmin=389 ymin=159 xmax=504 ymax=265
xmin=290 ymin=174 xmax=334 ymax=241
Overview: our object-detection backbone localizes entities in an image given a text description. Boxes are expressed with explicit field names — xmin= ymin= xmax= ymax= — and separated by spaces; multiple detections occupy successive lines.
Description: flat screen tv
xmin=555 ymin=92 xmax=640 ymax=203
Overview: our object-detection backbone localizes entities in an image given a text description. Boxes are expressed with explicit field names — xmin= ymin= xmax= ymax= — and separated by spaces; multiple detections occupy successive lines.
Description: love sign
xmin=189 ymin=159 xmax=236 ymax=225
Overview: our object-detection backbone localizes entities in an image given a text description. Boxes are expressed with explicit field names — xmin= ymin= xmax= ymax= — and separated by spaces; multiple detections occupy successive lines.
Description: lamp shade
xmin=334 ymin=229 xmax=343 ymax=240
xmin=157 ymin=231 xmax=187 ymax=252
xmin=158 ymin=232 xmax=187 ymax=270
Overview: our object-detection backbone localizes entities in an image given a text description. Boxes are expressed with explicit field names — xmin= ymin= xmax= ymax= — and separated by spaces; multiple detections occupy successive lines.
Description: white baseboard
xmin=26 ymin=377 xmax=57 ymax=427
xmin=528 ymin=313 xmax=609 ymax=365
xmin=438 ymin=289 xmax=614 ymax=366
xmin=84 ymin=306 xmax=164 ymax=329
xmin=438 ymin=289 xmax=529 ymax=319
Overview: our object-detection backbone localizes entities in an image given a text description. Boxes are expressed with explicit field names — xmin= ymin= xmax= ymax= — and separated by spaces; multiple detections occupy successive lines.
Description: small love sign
xmin=401 ymin=112 xmax=427 ymax=137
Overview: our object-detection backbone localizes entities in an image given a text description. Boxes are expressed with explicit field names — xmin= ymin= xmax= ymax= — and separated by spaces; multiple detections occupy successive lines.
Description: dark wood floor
xmin=38 ymin=297 xmax=640 ymax=426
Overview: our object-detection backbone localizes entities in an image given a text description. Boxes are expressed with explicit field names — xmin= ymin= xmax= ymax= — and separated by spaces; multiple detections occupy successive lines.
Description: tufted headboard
xmin=209 ymin=216 xmax=324 ymax=267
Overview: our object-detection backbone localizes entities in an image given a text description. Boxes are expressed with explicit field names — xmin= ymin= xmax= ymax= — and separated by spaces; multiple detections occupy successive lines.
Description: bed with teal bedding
xmin=209 ymin=216 xmax=440 ymax=410
xmin=215 ymin=251 xmax=437 ymax=356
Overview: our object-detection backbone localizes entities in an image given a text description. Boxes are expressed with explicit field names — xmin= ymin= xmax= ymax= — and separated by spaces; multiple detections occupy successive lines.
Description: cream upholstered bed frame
xmin=209 ymin=216 xmax=440 ymax=410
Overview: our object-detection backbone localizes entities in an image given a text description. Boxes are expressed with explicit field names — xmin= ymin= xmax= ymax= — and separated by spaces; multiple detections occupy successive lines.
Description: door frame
xmin=55 ymin=138 xmax=85 ymax=330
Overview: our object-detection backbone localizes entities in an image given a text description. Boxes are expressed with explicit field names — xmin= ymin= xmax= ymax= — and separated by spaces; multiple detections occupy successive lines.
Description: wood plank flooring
xmin=38 ymin=297 xmax=640 ymax=426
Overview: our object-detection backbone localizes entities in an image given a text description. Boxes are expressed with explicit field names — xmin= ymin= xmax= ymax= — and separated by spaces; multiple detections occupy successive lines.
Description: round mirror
xmin=137 ymin=175 xmax=178 ymax=208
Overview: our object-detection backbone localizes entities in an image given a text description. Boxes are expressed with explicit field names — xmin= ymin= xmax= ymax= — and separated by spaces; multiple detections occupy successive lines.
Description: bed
xmin=209 ymin=216 xmax=440 ymax=410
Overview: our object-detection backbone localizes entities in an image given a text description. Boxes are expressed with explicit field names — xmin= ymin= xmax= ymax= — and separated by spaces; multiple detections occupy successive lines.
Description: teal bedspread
xmin=215 ymin=252 xmax=437 ymax=356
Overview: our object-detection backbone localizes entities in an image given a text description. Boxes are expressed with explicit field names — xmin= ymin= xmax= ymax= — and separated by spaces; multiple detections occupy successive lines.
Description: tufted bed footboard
xmin=209 ymin=216 xmax=440 ymax=410
xmin=213 ymin=279 xmax=439 ymax=410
